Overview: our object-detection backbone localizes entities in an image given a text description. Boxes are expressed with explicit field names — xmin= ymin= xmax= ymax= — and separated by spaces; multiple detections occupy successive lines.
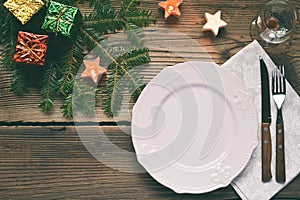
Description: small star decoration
xmin=203 ymin=11 xmax=227 ymax=36
xmin=159 ymin=0 xmax=183 ymax=19
xmin=81 ymin=57 xmax=107 ymax=83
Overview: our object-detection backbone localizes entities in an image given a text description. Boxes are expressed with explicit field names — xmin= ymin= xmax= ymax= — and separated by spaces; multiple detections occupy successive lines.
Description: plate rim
xmin=132 ymin=61 xmax=258 ymax=194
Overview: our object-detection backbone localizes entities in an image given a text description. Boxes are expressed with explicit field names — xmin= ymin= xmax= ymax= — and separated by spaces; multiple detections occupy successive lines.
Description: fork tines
xmin=272 ymin=66 xmax=286 ymax=95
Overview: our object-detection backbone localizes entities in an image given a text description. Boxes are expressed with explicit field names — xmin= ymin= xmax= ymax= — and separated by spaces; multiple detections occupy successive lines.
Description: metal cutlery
xmin=272 ymin=65 xmax=286 ymax=183
xmin=260 ymin=57 xmax=272 ymax=182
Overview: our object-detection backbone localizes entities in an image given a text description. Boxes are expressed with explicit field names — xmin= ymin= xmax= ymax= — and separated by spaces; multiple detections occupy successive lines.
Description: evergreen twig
xmin=0 ymin=0 xmax=156 ymax=117
xmin=40 ymin=64 xmax=57 ymax=113
xmin=58 ymin=34 xmax=85 ymax=97
xmin=11 ymin=68 xmax=27 ymax=95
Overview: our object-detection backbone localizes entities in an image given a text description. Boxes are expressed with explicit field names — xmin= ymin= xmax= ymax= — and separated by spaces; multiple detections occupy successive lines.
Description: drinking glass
xmin=250 ymin=0 xmax=298 ymax=45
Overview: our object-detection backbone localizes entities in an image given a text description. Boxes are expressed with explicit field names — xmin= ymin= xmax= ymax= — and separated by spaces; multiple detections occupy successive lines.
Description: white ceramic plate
xmin=131 ymin=62 xmax=258 ymax=194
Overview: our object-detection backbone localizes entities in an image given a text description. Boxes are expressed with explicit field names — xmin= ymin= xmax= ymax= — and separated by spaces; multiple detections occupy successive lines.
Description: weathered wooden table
xmin=0 ymin=0 xmax=299 ymax=199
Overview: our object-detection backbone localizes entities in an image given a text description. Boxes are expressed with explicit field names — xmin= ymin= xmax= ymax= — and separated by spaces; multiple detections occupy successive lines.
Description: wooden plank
xmin=0 ymin=126 xmax=299 ymax=199
xmin=0 ymin=0 xmax=299 ymax=123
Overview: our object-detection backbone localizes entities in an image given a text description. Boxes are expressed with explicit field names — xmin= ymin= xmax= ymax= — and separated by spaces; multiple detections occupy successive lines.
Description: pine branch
xmin=81 ymin=24 xmax=151 ymax=117
xmin=103 ymin=70 xmax=123 ymax=117
xmin=103 ymin=68 xmax=143 ymax=117
xmin=131 ymin=83 xmax=146 ymax=102
xmin=58 ymin=33 xmax=96 ymax=117
xmin=0 ymin=15 xmax=18 ymax=70
xmin=0 ymin=13 xmax=27 ymax=95
xmin=62 ymin=95 xmax=73 ymax=117
xmin=123 ymin=70 xmax=144 ymax=97
xmin=81 ymin=0 xmax=156 ymax=54
xmin=0 ymin=0 xmax=156 ymax=118
xmin=62 ymin=0 xmax=80 ymax=6
xmin=103 ymin=48 xmax=150 ymax=117
xmin=116 ymin=0 xmax=140 ymax=19
xmin=118 ymin=48 xmax=150 ymax=70
xmin=124 ymin=23 xmax=144 ymax=47
xmin=111 ymin=49 xmax=148 ymax=96
xmin=39 ymin=64 xmax=57 ymax=113
xmin=0 ymin=3 xmax=7 ymax=42
xmin=83 ymin=15 xmax=125 ymax=34
xmin=58 ymin=34 xmax=85 ymax=96
xmin=83 ymin=0 xmax=122 ymax=34
xmin=80 ymin=28 xmax=105 ymax=50
xmin=124 ymin=9 xmax=157 ymax=27
xmin=11 ymin=68 xmax=27 ymax=95
xmin=62 ymin=79 xmax=97 ymax=117
xmin=45 ymin=0 xmax=79 ymax=6
xmin=80 ymin=28 xmax=118 ymax=65
xmin=73 ymin=80 xmax=97 ymax=116
xmin=89 ymin=0 xmax=115 ymax=17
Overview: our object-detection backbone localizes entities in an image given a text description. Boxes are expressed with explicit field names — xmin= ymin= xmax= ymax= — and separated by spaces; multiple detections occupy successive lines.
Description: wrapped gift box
xmin=14 ymin=31 xmax=49 ymax=66
xmin=4 ymin=0 xmax=44 ymax=25
xmin=41 ymin=1 xmax=82 ymax=38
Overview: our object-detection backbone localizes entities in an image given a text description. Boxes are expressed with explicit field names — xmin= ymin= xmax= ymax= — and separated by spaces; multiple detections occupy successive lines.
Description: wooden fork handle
xmin=276 ymin=121 xmax=286 ymax=183
xmin=262 ymin=123 xmax=272 ymax=182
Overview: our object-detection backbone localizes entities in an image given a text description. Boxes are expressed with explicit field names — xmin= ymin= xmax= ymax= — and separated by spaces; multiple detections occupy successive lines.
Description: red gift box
xmin=14 ymin=31 xmax=49 ymax=66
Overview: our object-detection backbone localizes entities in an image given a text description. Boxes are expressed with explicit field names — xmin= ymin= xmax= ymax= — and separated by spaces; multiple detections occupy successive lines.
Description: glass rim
xmin=260 ymin=0 xmax=298 ymax=34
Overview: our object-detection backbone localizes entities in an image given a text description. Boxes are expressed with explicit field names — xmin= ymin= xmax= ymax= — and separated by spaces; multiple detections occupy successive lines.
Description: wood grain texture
xmin=0 ymin=0 xmax=300 ymax=199
xmin=276 ymin=123 xmax=286 ymax=184
xmin=261 ymin=123 xmax=272 ymax=182
xmin=0 ymin=126 xmax=299 ymax=199
xmin=0 ymin=0 xmax=299 ymax=123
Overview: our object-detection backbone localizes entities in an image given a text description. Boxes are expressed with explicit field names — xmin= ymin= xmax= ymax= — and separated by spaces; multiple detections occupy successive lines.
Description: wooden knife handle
xmin=276 ymin=123 xmax=286 ymax=183
xmin=262 ymin=123 xmax=272 ymax=182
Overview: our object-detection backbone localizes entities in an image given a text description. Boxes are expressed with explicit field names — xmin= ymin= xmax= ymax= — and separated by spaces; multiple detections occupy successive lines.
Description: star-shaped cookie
xmin=159 ymin=0 xmax=183 ymax=19
xmin=203 ymin=11 xmax=227 ymax=36
xmin=81 ymin=57 xmax=107 ymax=83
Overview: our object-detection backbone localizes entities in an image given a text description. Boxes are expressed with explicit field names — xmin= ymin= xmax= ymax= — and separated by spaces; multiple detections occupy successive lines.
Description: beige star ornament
xmin=203 ymin=11 xmax=227 ymax=36
xmin=81 ymin=57 xmax=107 ymax=83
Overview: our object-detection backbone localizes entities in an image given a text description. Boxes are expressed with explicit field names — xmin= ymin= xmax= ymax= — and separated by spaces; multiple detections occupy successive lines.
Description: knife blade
xmin=260 ymin=56 xmax=272 ymax=182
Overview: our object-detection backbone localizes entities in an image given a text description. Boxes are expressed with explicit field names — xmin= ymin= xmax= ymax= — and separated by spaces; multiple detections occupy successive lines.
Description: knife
xmin=260 ymin=56 xmax=272 ymax=182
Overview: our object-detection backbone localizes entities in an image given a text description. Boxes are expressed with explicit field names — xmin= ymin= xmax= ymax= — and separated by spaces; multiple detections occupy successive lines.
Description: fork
xmin=272 ymin=65 xmax=286 ymax=183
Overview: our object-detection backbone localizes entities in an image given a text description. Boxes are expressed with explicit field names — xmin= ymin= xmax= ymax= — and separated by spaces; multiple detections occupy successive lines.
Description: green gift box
xmin=41 ymin=1 xmax=82 ymax=37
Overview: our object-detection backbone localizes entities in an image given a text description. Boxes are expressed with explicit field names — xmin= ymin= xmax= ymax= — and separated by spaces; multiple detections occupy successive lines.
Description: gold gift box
xmin=4 ymin=0 xmax=45 ymax=25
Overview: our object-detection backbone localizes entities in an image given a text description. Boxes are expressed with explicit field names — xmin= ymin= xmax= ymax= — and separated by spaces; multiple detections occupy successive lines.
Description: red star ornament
xmin=159 ymin=0 xmax=183 ymax=19
xmin=81 ymin=57 xmax=107 ymax=83
xmin=203 ymin=11 xmax=227 ymax=36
